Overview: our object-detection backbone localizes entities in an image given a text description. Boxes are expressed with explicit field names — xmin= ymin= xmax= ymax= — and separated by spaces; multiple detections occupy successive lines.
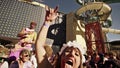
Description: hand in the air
xmin=45 ymin=6 xmax=59 ymax=22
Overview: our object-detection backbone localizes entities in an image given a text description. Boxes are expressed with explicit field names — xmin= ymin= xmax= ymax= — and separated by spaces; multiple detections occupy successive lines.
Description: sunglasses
xmin=23 ymin=55 xmax=29 ymax=57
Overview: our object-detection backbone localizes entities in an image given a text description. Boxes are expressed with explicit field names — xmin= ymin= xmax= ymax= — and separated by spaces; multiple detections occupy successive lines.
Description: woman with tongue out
xmin=59 ymin=41 xmax=84 ymax=68
xmin=35 ymin=6 xmax=84 ymax=68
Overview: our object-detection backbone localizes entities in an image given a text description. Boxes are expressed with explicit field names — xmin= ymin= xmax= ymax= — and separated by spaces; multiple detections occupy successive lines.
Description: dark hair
xmin=30 ymin=22 xmax=37 ymax=26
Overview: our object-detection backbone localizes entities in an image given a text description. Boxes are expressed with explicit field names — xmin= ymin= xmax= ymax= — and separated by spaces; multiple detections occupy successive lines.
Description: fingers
xmin=45 ymin=5 xmax=58 ymax=13
xmin=50 ymin=8 xmax=54 ymax=14
xmin=50 ymin=6 xmax=59 ymax=13
xmin=45 ymin=6 xmax=59 ymax=22
xmin=54 ymin=5 xmax=59 ymax=13
xmin=45 ymin=6 xmax=49 ymax=11
xmin=45 ymin=6 xmax=53 ymax=13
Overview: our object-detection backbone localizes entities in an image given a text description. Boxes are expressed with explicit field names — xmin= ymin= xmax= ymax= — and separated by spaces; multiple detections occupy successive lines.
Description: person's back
xmin=0 ymin=60 xmax=9 ymax=68
xmin=9 ymin=60 xmax=19 ymax=68
xmin=30 ymin=51 xmax=38 ymax=68
xmin=23 ymin=61 xmax=33 ymax=68
xmin=0 ymin=45 xmax=9 ymax=68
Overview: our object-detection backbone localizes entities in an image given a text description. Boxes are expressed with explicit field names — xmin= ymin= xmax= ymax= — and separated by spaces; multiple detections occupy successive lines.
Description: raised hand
xmin=45 ymin=6 xmax=59 ymax=22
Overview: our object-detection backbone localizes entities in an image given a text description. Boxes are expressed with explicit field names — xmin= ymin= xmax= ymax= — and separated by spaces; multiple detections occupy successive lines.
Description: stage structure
xmin=0 ymin=0 xmax=66 ymax=48
xmin=78 ymin=0 xmax=120 ymax=55
xmin=0 ymin=0 xmax=46 ymax=44
xmin=66 ymin=0 xmax=120 ymax=55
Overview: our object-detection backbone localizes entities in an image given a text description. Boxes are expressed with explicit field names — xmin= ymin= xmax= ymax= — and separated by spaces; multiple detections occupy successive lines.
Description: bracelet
xmin=44 ymin=23 xmax=50 ymax=28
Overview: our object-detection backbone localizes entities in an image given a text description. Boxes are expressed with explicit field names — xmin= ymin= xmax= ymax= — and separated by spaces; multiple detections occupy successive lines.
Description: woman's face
xmin=30 ymin=24 xmax=36 ymax=29
xmin=21 ymin=53 xmax=30 ymax=62
xmin=61 ymin=47 xmax=81 ymax=68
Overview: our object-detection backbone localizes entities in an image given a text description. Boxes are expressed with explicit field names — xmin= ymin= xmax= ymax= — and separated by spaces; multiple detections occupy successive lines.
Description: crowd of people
xmin=0 ymin=5 xmax=120 ymax=68
xmin=0 ymin=20 xmax=38 ymax=68
xmin=9 ymin=21 xmax=37 ymax=60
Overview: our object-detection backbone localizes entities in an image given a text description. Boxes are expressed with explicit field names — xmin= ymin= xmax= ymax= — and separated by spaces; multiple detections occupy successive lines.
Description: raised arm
xmin=35 ymin=6 xmax=58 ymax=68
xmin=17 ymin=28 xmax=27 ymax=37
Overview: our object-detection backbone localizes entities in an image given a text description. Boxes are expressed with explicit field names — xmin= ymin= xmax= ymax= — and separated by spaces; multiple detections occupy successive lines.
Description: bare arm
xmin=35 ymin=6 xmax=58 ymax=68
xmin=30 ymin=32 xmax=37 ymax=44
xmin=17 ymin=28 xmax=27 ymax=37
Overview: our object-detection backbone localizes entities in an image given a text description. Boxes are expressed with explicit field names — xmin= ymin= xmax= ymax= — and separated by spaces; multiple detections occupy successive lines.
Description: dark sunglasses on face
xmin=23 ymin=55 xmax=29 ymax=57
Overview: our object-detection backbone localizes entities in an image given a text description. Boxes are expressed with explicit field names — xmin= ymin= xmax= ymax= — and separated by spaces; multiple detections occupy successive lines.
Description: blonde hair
xmin=0 ymin=45 xmax=10 ymax=57
xmin=19 ymin=49 xmax=30 ymax=57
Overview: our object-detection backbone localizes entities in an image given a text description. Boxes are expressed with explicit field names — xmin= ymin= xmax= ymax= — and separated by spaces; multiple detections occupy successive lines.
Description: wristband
xmin=44 ymin=23 xmax=50 ymax=28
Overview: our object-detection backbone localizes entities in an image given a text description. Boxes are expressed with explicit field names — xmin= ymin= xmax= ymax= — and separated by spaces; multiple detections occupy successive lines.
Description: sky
xmin=42 ymin=0 xmax=120 ymax=42
xmin=108 ymin=3 xmax=120 ymax=41
xmin=42 ymin=0 xmax=80 ymax=13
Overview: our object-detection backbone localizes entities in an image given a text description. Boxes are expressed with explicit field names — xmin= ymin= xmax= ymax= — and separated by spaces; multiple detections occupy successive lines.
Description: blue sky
xmin=107 ymin=3 xmax=120 ymax=41
xmin=43 ymin=0 xmax=80 ymax=13
xmin=42 ymin=0 xmax=120 ymax=41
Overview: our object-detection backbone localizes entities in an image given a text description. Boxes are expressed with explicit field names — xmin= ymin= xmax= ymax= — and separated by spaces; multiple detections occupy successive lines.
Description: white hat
xmin=59 ymin=41 xmax=86 ymax=63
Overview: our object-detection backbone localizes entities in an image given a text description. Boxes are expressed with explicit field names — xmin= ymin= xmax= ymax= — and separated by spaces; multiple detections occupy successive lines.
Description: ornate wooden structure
xmin=85 ymin=22 xmax=105 ymax=55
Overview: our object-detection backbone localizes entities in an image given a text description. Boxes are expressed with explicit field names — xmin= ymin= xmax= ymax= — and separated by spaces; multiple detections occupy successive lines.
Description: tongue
xmin=65 ymin=63 xmax=73 ymax=68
